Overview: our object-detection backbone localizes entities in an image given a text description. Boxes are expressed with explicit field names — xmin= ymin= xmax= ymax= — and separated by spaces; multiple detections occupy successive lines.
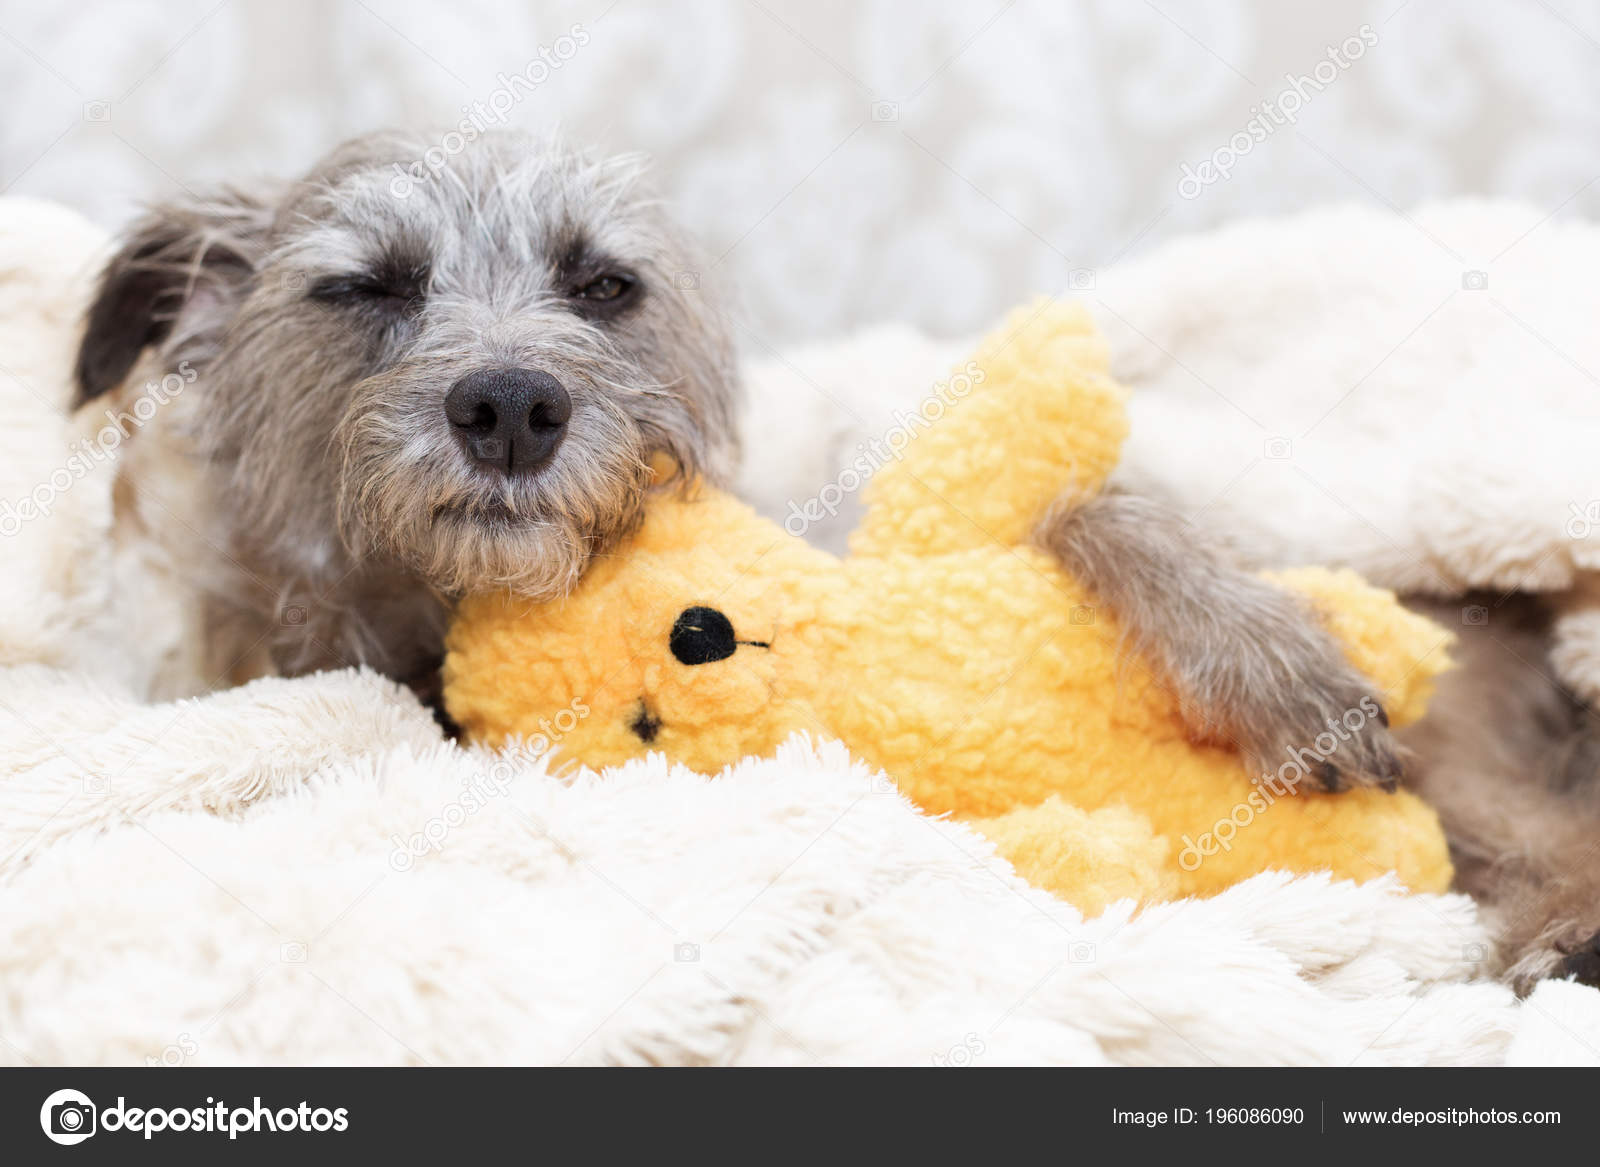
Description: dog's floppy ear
xmin=73 ymin=188 xmax=275 ymax=407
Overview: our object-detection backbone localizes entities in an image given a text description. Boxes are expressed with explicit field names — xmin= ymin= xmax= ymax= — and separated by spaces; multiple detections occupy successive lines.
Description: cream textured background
xmin=1 ymin=0 xmax=1596 ymax=343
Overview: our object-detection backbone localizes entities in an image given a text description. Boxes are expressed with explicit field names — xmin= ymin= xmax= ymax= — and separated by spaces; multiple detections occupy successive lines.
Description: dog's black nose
xmin=444 ymin=368 xmax=571 ymax=475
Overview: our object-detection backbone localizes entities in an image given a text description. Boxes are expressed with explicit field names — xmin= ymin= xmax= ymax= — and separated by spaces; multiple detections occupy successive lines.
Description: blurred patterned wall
xmin=2 ymin=0 xmax=1596 ymax=343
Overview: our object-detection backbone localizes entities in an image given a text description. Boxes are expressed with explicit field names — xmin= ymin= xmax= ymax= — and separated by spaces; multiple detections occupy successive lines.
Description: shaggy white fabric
xmin=1507 ymin=980 xmax=1600 ymax=1066
xmin=1107 ymin=202 xmax=1600 ymax=588
xmin=0 ymin=195 xmax=1586 ymax=1065
xmin=1105 ymin=200 xmax=1600 ymax=709
xmin=0 ymin=199 xmax=113 ymax=677
xmin=0 ymin=666 xmax=1516 ymax=1067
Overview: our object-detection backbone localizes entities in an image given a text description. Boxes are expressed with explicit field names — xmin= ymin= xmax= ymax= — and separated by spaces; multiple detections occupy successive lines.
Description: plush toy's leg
xmin=967 ymin=798 xmax=1178 ymax=915
xmin=1033 ymin=489 xmax=1406 ymax=793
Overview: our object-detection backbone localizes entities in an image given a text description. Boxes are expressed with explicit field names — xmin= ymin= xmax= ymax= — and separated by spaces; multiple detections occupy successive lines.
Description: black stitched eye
xmin=667 ymin=607 xmax=772 ymax=665
xmin=576 ymin=274 xmax=632 ymax=302
xmin=670 ymin=606 xmax=737 ymax=665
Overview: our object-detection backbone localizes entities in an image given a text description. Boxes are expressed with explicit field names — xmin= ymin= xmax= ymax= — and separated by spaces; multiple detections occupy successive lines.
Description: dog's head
xmin=75 ymin=128 xmax=739 ymax=597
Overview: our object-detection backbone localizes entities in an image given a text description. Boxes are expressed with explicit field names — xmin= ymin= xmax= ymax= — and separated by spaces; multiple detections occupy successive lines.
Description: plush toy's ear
xmin=73 ymin=188 xmax=274 ymax=407
xmin=851 ymin=299 xmax=1129 ymax=557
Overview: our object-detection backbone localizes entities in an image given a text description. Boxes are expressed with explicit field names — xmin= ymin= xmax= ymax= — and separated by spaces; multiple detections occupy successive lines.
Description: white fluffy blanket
xmin=0 ymin=665 xmax=1518 ymax=1067
xmin=0 ymin=197 xmax=1589 ymax=1065
xmin=1109 ymin=200 xmax=1600 ymax=710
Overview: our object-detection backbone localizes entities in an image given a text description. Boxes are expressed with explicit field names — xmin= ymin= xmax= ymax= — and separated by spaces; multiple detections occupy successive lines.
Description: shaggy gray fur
xmin=75 ymin=129 xmax=737 ymax=685
xmin=1401 ymin=594 xmax=1600 ymax=992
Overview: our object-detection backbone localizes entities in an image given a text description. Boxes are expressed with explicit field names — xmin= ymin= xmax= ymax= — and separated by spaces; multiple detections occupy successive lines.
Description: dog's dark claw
xmin=1308 ymin=748 xmax=1406 ymax=794
xmin=1560 ymin=929 xmax=1600 ymax=987
xmin=1379 ymin=750 xmax=1405 ymax=791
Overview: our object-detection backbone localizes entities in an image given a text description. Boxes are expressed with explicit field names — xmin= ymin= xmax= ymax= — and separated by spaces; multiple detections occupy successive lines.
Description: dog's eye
xmin=308 ymin=274 xmax=424 ymax=312
xmin=573 ymin=274 xmax=636 ymax=305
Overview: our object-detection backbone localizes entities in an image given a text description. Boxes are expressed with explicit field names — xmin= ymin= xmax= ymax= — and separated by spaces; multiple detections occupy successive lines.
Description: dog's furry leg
xmin=1399 ymin=594 xmax=1600 ymax=992
xmin=1032 ymin=490 xmax=1404 ymax=792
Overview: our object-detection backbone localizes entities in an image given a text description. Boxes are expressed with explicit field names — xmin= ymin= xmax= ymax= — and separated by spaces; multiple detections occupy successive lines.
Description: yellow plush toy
xmin=444 ymin=300 xmax=1454 ymax=912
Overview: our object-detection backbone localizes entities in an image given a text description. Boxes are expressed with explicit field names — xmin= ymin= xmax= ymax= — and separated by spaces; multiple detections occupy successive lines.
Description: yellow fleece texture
xmin=444 ymin=300 xmax=1455 ymax=909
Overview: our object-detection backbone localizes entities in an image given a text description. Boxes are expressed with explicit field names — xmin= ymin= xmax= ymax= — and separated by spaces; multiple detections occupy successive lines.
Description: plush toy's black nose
xmin=444 ymin=367 xmax=570 ymax=476
xmin=670 ymin=606 xmax=739 ymax=665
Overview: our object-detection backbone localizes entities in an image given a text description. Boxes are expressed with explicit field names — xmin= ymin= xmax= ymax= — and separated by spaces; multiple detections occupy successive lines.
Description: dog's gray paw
xmin=1213 ymin=665 xmax=1405 ymax=795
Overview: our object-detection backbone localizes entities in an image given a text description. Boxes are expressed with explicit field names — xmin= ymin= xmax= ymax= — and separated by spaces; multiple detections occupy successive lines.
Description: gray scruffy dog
xmin=74 ymin=129 xmax=737 ymax=693
xmin=73 ymin=127 xmax=1403 ymax=798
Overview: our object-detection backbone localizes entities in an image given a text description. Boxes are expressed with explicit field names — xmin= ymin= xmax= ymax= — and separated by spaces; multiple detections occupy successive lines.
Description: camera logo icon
xmin=389 ymin=163 xmax=417 ymax=200
xmin=1461 ymin=605 xmax=1489 ymax=627
xmin=871 ymin=100 xmax=899 ymax=122
xmin=1069 ymin=604 xmax=1096 ymax=626
xmin=673 ymin=941 xmax=700 ymax=963
xmin=673 ymin=270 xmax=700 ymax=290
xmin=1567 ymin=500 xmax=1600 ymax=540
xmin=41 ymin=1088 xmax=96 ymax=1145
xmin=1068 ymin=268 xmax=1096 ymax=291
xmin=82 ymin=100 xmax=111 ymax=122
xmin=1461 ymin=269 xmax=1489 ymax=291
xmin=1264 ymin=436 xmax=1293 ymax=460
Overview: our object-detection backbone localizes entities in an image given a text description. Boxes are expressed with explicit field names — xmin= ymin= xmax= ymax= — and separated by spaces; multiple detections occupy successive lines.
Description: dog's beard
xmin=335 ymin=379 xmax=653 ymax=597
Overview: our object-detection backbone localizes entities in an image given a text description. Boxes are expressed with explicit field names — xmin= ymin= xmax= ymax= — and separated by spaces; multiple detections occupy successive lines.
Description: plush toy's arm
xmin=851 ymin=299 xmax=1129 ymax=557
